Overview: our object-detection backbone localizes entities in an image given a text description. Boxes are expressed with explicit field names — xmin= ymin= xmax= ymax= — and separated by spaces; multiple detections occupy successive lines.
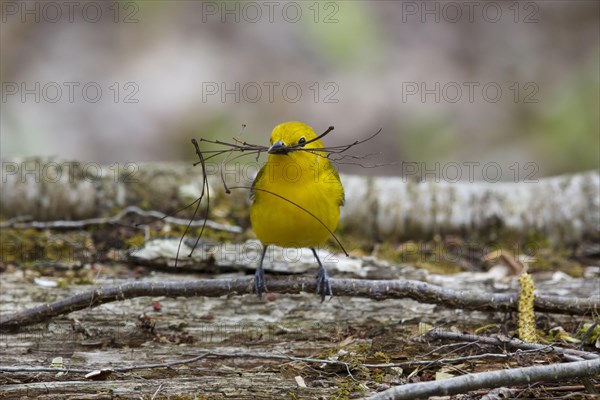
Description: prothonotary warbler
xmin=250 ymin=121 xmax=344 ymax=301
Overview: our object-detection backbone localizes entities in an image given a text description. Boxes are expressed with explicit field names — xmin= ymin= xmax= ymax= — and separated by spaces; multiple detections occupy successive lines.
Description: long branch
xmin=0 ymin=206 xmax=241 ymax=233
xmin=426 ymin=329 xmax=599 ymax=361
xmin=361 ymin=358 xmax=600 ymax=400
xmin=1 ymin=278 xmax=597 ymax=329
xmin=0 ymin=347 xmax=569 ymax=375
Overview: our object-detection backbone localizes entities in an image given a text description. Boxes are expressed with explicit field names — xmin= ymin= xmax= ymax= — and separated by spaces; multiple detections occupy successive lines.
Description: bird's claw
xmin=316 ymin=266 xmax=333 ymax=302
xmin=254 ymin=267 xmax=267 ymax=299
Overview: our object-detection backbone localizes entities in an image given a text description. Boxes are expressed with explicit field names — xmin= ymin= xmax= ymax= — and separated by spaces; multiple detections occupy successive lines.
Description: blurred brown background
xmin=1 ymin=0 xmax=598 ymax=179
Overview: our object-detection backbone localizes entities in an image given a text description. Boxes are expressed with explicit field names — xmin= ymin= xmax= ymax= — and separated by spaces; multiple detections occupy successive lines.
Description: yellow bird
xmin=250 ymin=121 xmax=344 ymax=301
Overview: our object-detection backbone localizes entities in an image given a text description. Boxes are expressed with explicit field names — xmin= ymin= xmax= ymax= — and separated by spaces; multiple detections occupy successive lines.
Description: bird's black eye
xmin=298 ymin=137 xmax=306 ymax=145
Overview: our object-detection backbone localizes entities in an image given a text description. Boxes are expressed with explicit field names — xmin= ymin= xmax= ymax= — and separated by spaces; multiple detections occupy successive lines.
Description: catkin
xmin=518 ymin=272 xmax=537 ymax=343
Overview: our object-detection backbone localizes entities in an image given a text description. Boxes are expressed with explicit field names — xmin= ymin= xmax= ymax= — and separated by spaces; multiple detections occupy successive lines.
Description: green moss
xmin=330 ymin=380 xmax=366 ymax=400
xmin=0 ymin=228 xmax=91 ymax=267
xmin=371 ymin=370 xmax=386 ymax=383
xmin=577 ymin=322 xmax=600 ymax=346
xmin=0 ymin=228 xmax=39 ymax=265
xmin=125 ymin=231 xmax=147 ymax=248
xmin=315 ymin=347 xmax=339 ymax=360
xmin=328 ymin=225 xmax=374 ymax=256
xmin=371 ymin=351 xmax=391 ymax=364
xmin=393 ymin=240 xmax=464 ymax=275
xmin=56 ymin=269 xmax=97 ymax=286
xmin=531 ymin=247 xmax=584 ymax=277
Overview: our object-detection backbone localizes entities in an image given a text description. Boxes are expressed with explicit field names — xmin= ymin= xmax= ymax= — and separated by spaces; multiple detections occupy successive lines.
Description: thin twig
xmin=116 ymin=353 xmax=210 ymax=372
xmin=180 ymin=125 xmax=382 ymax=261
xmin=184 ymin=139 xmax=213 ymax=264
xmin=151 ymin=384 xmax=164 ymax=400
xmin=0 ymin=206 xmax=241 ymax=233
xmin=0 ymin=347 xmax=564 ymax=375
xmin=580 ymin=322 xmax=598 ymax=350
xmin=354 ymin=348 xmax=567 ymax=368
xmin=426 ymin=329 xmax=599 ymax=361
xmin=0 ymin=366 xmax=91 ymax=373
xmin=1 ymin=278 xmax=597 ymax=329
xmin=0 ymin=353 xmax=209 ymax=374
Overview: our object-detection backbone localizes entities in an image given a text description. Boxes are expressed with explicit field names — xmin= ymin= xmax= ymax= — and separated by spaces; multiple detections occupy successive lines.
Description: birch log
xmin=341 ymin=171 xmax=600 ymax=243
xmin=1 ymin=158 xmax=598 ymax=244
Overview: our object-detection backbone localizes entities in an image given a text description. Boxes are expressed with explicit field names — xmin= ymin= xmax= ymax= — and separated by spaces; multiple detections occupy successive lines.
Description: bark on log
xmin=1 ymin=158 xmax=598 ymax=244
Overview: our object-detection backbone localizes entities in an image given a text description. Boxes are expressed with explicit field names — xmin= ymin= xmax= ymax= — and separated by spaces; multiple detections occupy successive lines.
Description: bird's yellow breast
xmin=250 ymin=150 xmax=343 ymax=248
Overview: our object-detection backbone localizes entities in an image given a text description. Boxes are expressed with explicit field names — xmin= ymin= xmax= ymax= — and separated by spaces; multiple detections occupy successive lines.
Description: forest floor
xmin=1 ymin=222 xmax=599 ymax=399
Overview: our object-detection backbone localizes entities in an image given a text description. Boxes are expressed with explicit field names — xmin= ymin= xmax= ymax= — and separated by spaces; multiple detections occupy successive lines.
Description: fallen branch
xmin=0 ymin=347 xmax=562 ymax=375
xmin=0 ymin=353 xmax=211 ymax=374
xmin=1 ymin=278 xmax=598 ymax=329
xmin=361 ymin=358 xmax=600 ymax=400
xmin=0 ymin=206 xmax=241 ymax=233
xmin=426 ymin=329 xmax=599 ymax=361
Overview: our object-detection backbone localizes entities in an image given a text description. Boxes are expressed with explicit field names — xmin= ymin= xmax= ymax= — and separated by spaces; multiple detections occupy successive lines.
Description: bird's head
xmin=268 ymin=121 xmax=324 ymax=156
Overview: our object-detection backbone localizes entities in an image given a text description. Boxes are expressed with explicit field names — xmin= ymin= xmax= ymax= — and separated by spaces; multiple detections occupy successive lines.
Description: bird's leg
xmin=254 ymin=245 xmax=268 ymax=298
xmin=312 ymin=247 xmax=333 ymax=302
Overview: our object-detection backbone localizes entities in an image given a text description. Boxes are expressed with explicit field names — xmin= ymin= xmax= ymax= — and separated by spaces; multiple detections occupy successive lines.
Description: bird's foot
xmin=254 ymin=267 xmax=267 ymax=299
xmin=316 ymin=266 xmax=333 ymax=302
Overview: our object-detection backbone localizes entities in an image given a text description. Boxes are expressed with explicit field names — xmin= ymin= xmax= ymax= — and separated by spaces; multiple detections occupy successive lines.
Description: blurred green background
xmin=1 ymin=0 xmax=598 ymax=179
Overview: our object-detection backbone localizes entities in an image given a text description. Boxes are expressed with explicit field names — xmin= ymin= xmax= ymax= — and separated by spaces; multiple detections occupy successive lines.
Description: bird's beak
xmin=268 ymin=140 xmax=289 ymax=155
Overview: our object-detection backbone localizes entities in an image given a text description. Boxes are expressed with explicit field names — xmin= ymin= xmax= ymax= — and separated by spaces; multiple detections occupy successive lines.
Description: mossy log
xmin=1 ymin=158 xmax=598 ymax=244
